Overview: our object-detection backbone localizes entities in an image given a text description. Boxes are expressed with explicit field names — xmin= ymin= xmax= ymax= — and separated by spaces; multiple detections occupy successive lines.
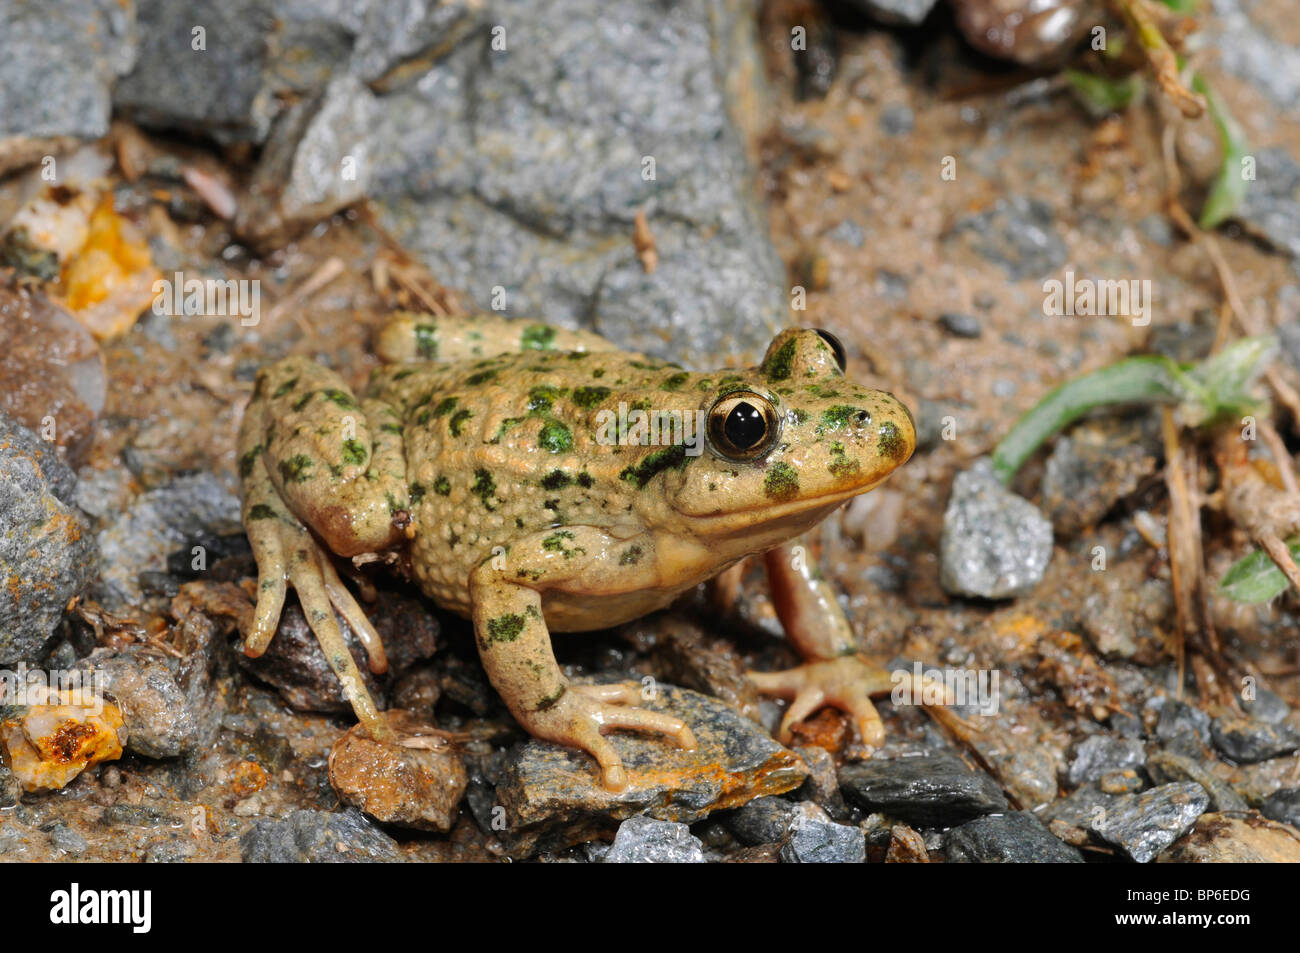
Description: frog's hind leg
xmin=240 ymin=358 xmax=413 ymax=741
xmin=467 ymin=529 xmax=696 ymax=791
xmin=375 ymin=312 xmax=629 ymax=364
xmin=746 ymin=541 xmax=973 ymax=747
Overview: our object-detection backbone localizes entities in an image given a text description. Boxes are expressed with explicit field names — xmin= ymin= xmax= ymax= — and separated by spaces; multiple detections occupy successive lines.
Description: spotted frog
xmin=239 ymin=313 xmax=939 ymax=789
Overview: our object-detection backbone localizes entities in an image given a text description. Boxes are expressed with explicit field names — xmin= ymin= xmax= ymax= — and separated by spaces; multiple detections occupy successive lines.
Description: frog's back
xmin=370 ymin=349 xmax=719 ymax=614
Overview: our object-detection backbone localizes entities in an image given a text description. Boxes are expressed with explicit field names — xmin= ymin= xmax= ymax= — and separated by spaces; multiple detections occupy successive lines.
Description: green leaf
xmin=1157 ymin=0 xmax=1199 ymax=11
xmin=990 ymin=338 xmax=1274 ymax=484
xmin=1064 ymin=69 xmax=1143 ymax=117
xmin=1194 ymin=74 xmax=1251 ymax=229
xmin=1218 ymin=538 xmax=1300 ymax=603
xmin=990 ymin=355 xmax=1189 ymax=484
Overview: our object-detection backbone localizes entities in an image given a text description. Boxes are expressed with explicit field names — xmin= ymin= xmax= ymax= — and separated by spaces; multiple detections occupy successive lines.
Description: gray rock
xmin=1041 ymin=783 xmax=1117 ymax=831
xmin=240 ymin=808 xmax=402 ymax=863
xmin=1234 ymin=147 xmax=1300 ymax=259
xmin=235 ymin=73 xmax=378 ymax=248
xmin=495 ymin=683 xmax=808 ymax=857
xmin=93 ymin=471 xmax=240 ymax=609
xmin=370 ymin=0 xmax=785 ymax=365
xmin=1079 ymin=581 xmax=1171 ymax=664
xmin=0 ymin=0 xmax=138 ymax=172
xmin=144 ymin=837 xmax=197 ymax=863
xmin=603 ymin=816 xmax=704 ymax=863
xmin=880 ymin=104 xmax=915 ymax=136
xmin=1211 ymin=0 xmax=1300 ymax=118
xmin=1068 ymin=735 xmax=1146 ymax=787
xmin=839 ymin=750 xmax=1009 ymax=827
xmin=1242 ymin=689 xmax=1291 ymax=725
xmin=1041 ymin=414 xmax=1161 ymax=538
xmin=1209 ymin=715 xmax=1300 ymax=764
xmin=0 ymin=413 xmax=97 ymax=665
xmin=347 ymin=0 xmax=482 ymax=88
xmin=794 ymin=745 xmax=852 ymax=820
xmin=939 ymin=458 xmax=1054 ymax=599
xmin=939 ymin=312 xmax=982 ymax=339
xmin=951 ymin=195 xmax=1067 ymax=280
xmin=1153 ymin=698 xmax=1212 ymax=758
xmin=945 ymin=811 xmax=1083 ymax=863
xmin=45 ymin=822 xmax=88 ymax=855
xmin=74 ymin=613 xmax=220 ymax=759
xmin=724 ymin=795 xmax=796 ymax=846
xmin=1146 ymin=749 xmax=1248 ymax=812
xmin=844 ymin=0 xmax=940 ymax=25
xmin=1260 ymin=788 xmax=1300 ymax=829
xmin=114 ymin=0 xmax=277 ymax=142
xmin=1087 ymin=782 xmax=1210 ymax=863
xmin=779 ymin=801 xmax=865 ymax=863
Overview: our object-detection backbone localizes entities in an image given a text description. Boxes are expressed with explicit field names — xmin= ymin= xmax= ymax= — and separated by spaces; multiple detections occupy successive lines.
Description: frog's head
xmin=664 ymin=328 xmax=915 ymax=550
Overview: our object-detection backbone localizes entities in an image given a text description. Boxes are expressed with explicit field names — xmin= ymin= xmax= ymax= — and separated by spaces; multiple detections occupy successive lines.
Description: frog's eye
xmin=814 ymin=329 xmax=847 ymax=374
xmin=707 ymin=392 xmax=781 ymax=461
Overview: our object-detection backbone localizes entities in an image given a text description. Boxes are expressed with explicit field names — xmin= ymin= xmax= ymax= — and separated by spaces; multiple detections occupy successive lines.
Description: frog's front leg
xmin=469 ymin=528 xmax=697 ymax=791
xmin=239 ymin=356 xmax=413 ymax=743
xmin=747 ymin=540 xmax=964 ymax=747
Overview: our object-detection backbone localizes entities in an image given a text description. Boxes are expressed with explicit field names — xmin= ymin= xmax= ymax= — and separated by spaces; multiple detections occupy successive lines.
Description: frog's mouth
xmin=677 ymin=473 xmax=894 ymax=540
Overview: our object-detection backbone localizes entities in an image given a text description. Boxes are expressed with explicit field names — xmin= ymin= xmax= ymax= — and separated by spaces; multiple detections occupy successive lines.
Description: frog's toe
xmin=316 ymin=550 xmax=388 ymax=675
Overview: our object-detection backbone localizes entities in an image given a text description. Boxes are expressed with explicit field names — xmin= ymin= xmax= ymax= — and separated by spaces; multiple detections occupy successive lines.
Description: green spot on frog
xmin=619 ymin=444 xmax=688 ymax=488
xmin=415 ymin=324 xmax=437 ymax=359
xmin=409 ymin=483 xmax=426 ymax=504
xmin=471 ymin=468 xmax=497 ymax=509
xmin=762 ymin=338 xmax=797 ymax=381
xmin=239 ymin=445 xmax=262 ymax=479
xmin=539 ymin=420 xmax=572 ymax=452
xmin=763 ymin=461 xmax=799 ymax=501
xmin=432 ymin=396 xmax=458 ymax=417
xmin=292 ymin=391 xmax=314 ymax=411
xmin=541 ymin=469 xmax=572 ymax=490
xmin=576 ymin=471 xmax=595 ymax=488
xmin=535 ymin=685 xmax=566 ymax=711
xmin=878 ymin=420 xmax=906 ymax=460
xmin=380 ymin=422 xmax=402 ymax=435
xmin=341 ymin=439 xmax=367 ymax=466
xmin=619 ymin=544 xmax=644 ymax=566
xmin=449 ymin=409 xmax=473 ymax=437
xmin=322 ymin=389 xmax=359 ymax=410
xmin=248 ymin=503 xmax=277 ymax=520
xmin=571 ymin=385 xmax=611 ymax=409
xmin=521 ymin=323 xmax=556 ymax=350
xmin=818 ymin=405 xmax=866 ymax=432
xmin=791 ymin=408 xmax=809 ymax=424
xmin=278 ymin=454 xmax=314 ymax=484
xmin=484 ymin=613 xmax=526 ymax=645
xmin=660 ymin=372 xmax=690 ymax=391
xmin=392 ymin=368 xmax=416 ymax=380
xmin=465 ymin=369 xmax=498 ymax=386
xmin=272 ymin=377 xmax=299 ymax=399
xmin=433 ymin=476 xmax=451 ymax=496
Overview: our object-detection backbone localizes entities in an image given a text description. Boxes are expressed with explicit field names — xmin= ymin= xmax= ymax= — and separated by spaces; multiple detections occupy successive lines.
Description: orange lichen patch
xmin=230 ymin=759 xmax=269 ymax=796
xmin=0 ymin=698 xmax=125 ymax=793
xmin=60 ymin=196 xmax=159 ymax=340
xmin=989 ymin=611 xmax=1049 ymax=657
xmin=788 ymin=707 xmax=848 ymax=754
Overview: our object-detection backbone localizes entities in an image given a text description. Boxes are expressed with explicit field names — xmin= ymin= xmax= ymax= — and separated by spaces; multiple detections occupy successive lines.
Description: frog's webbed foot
xmin=748 ymin=656 xmax=976 ymax=746
xmin=528 ymin=683 xmax=698 ymax=791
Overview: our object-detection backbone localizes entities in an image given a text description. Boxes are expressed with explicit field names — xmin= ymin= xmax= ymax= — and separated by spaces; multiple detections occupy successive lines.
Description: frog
xmin=238 ymin=312 xmax=951 ymax=791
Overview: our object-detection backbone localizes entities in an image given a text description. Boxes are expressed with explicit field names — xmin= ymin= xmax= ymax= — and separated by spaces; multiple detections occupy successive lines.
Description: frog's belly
xmin=540 ymin=586 xmax=686 ymax=632
xmin=417 ymin=576 xmax=686 ymax=632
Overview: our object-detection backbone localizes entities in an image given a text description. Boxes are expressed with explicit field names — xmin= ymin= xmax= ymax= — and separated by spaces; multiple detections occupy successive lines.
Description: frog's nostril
xmin=855 ymin=410 xmax=870 ymax=425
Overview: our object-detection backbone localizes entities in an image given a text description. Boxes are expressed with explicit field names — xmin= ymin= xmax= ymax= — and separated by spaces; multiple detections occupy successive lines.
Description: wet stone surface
xmin=494 ymin=683 xmax=809 ymax=857
xmin=839 ymin=749 xmax=1009 ymax=827
xmin=603 ymin=815 xmax=704 ymax=863
xmin=1087 ymin=782 xmax=1211 ymax=863
xmin=944 ymin=811 xmax=1084 ymax=863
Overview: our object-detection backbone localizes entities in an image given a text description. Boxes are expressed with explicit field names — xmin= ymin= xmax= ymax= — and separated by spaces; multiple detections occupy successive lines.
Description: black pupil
xmin=724 ymin=402 xmax=767 ymax=450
